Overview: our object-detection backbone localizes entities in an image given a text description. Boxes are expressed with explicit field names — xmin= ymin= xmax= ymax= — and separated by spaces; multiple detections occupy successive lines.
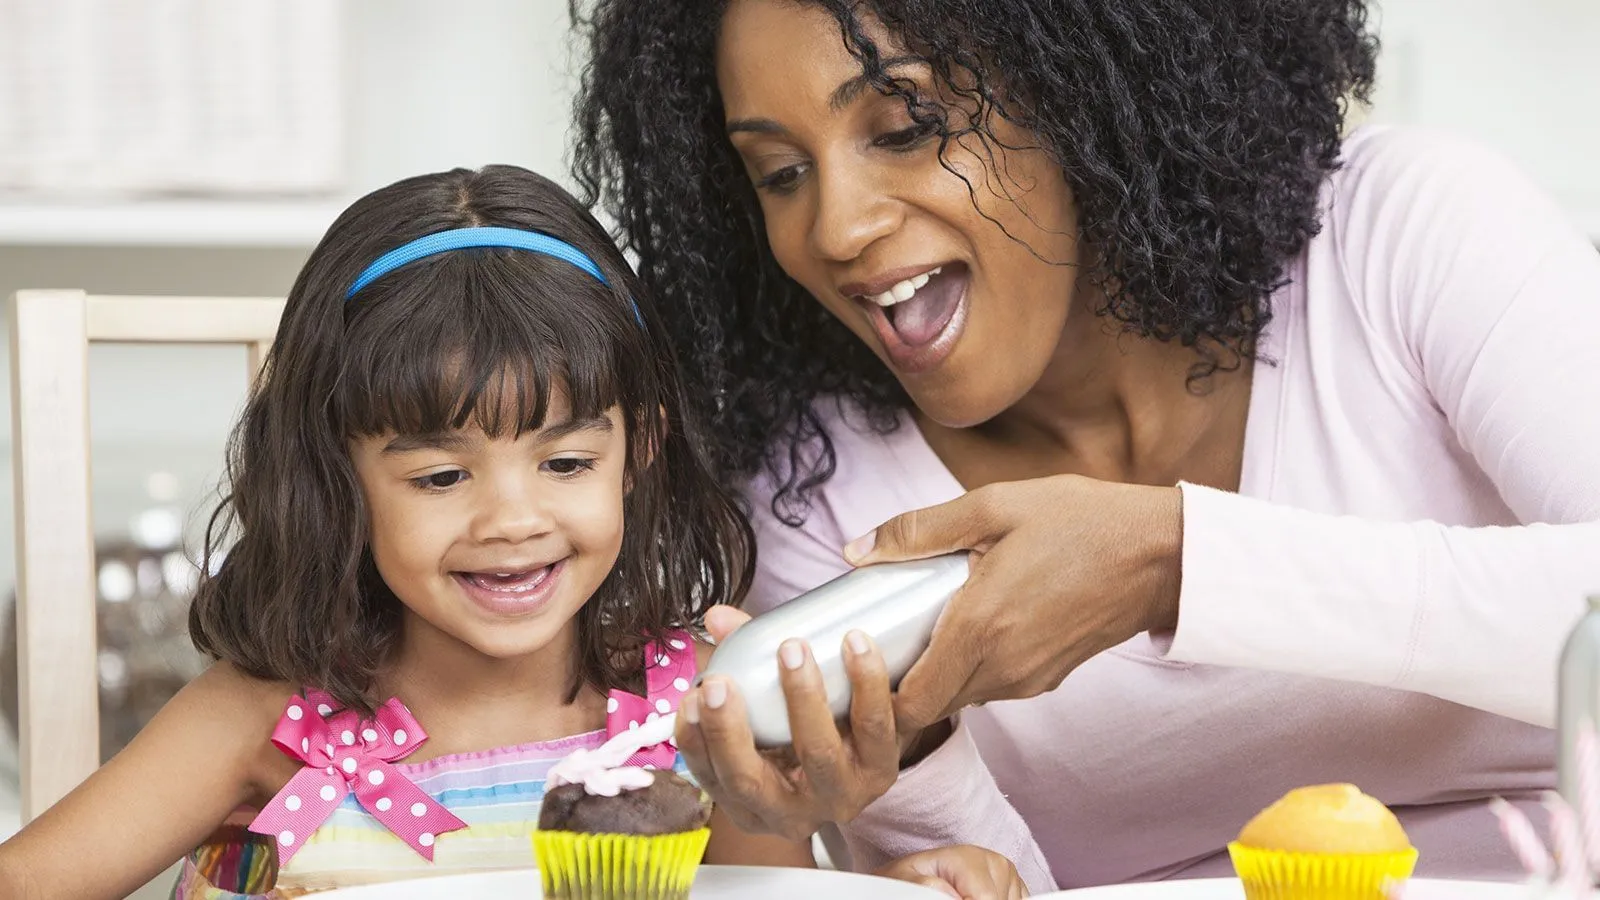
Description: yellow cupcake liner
xmin=1228 ymin=842 xmax=1418 ymax=900
xmin=532 ymin=828 xmax=710 ymax=900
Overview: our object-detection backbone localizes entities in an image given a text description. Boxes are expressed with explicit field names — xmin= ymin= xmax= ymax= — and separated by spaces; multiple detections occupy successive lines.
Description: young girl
xmin=0 ymin=167 xmax=1023 ymax=899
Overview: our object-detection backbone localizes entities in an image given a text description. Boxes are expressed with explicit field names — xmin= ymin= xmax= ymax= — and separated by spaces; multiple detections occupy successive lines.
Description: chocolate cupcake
xmin=533 ymin=763 xmax=712 ymax=900
xmin=539 ymin=768 xmax=712 ymax=836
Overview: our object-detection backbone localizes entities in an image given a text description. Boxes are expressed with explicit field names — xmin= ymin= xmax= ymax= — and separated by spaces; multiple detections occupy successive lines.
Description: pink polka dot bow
xmin=604 ymin=630 xmax=695 ymax=769
xmin=248 ymin=690 xmax=467 ymax=863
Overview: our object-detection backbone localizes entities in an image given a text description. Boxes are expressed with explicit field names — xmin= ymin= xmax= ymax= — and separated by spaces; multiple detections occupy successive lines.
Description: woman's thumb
xmin=844 ymin=493 xmax=992 ymax=566
xmin=703 ymin=605 xmax=752 ymax=642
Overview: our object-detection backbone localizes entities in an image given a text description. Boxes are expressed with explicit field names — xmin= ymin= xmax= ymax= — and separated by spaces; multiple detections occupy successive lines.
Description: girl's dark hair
xmin=189 ymin=165 xmax=753 ymax=711
xmin=570 ymin=0 xmax=1378 ymax=520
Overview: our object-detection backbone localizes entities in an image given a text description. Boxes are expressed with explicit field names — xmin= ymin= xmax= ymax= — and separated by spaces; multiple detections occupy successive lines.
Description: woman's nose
xmin=806 ymin=162 xmax=902 ymax=263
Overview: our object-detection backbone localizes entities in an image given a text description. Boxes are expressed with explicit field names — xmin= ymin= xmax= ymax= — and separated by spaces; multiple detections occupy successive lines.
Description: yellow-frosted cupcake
xmin=1228 ymin=783 xmax=1418 ymax=900
xmin=533 ymin=765 xmax=711 ymax=900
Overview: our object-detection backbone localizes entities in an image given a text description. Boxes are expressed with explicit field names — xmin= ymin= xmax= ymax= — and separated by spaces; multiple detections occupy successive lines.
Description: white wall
xmin=343 ymin=0 xmax=583 ymax=195
xmin=1367 ymin=0 xmax=1600 ymax=224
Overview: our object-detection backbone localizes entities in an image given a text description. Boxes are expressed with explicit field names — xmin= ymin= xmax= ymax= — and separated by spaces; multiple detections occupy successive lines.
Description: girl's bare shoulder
xmin=178 ymin=661 xmax=305 ymax=795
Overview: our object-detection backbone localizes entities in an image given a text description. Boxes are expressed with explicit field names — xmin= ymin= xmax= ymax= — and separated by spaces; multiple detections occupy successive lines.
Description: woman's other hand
xmin=875 ymin=844 xmax=1029 ymax=900
xmin=673 ymin=606 xmax=908 ymax=840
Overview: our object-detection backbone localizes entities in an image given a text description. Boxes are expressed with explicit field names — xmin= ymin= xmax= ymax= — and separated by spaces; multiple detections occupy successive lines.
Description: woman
xmin=571 ymin=0 xmax=1600 ymax=891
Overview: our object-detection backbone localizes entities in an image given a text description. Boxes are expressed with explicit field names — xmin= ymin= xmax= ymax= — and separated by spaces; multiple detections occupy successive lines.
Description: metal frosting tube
xmin=697 ymin=552 xmax=972 ymax=747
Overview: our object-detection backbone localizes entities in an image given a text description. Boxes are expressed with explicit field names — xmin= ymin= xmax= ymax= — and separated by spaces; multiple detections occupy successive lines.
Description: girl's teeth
xmin=890 ymin=281 xmax=916 ymax=303
xmin=471 ymin=568 xmax=549 ymax=592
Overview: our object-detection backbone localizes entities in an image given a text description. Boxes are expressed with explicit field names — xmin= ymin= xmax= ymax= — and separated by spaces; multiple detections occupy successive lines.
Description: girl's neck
xmin=378 ymin=612 xmax=608 ymax=755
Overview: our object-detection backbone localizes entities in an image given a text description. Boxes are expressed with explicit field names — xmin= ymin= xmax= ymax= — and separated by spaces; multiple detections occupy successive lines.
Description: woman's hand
xmin=673 ymin=606 xmax=909 ymax=840
xmin=846 ymin=474 xmax=1184 ymax=732
xmin=875 ymin=845 xmax=1029 ymax=900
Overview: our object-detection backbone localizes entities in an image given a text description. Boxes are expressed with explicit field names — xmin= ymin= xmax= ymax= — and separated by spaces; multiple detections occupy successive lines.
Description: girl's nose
xmin=472 ymin=485 xmax=554 ymax=544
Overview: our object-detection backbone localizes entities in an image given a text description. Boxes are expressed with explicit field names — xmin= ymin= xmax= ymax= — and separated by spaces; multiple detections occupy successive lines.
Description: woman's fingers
xmin=895 ymin=589 xmax=986 ymax=730
xmin=693 ymin=676 xmax=804 ymax=836
xmin=911 ymin=877 xmax=962 ymax=898
xmin=842 ymin=630 xmax=899 ymax=783
xmin=673 ymin=689 xmax=722 ymax=790
xmin=776 ymin=639 xmax=852 ymax=809
xmin=704 ymin=604 xmax=752 ymax=643
xmin=682 ymin=635 xmax=905 ymax=838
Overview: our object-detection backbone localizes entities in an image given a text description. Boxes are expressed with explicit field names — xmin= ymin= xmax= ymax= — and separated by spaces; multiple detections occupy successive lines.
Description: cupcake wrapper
xmin=533 ymin=828 xmax=711 ymax=900
xmin=1228 ymin=842 xmax=1418 ymax=900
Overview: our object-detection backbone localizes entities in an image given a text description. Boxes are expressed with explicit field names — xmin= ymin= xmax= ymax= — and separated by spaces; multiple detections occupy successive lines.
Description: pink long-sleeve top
xmin=741 ymin=126 xmax=1600 ymax=892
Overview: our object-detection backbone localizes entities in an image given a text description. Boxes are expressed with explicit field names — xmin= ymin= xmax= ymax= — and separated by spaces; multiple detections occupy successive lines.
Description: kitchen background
xmin=0 ymin=0 xmax=1597 ymax=894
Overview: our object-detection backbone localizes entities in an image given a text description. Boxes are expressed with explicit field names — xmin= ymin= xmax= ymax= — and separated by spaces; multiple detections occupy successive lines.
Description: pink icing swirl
xmin=547 ymin=751 xmax=657 ymax=796
xmin=548 ymin=711 xmax=676 ymax=796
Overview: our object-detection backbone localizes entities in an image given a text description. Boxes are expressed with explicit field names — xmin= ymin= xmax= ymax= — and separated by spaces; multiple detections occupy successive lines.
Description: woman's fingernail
xmin=843 ymin=531 xmax=876 ymax=562
xmin=682 ymin=690 xmax=700 ymax=725
xmin=845 ymin=630 xmax=871 ymax=656
xmin=703 ymin=678 xmax=727 ymax=710
xmin=780 ymin=639 xmax=806 ymax=670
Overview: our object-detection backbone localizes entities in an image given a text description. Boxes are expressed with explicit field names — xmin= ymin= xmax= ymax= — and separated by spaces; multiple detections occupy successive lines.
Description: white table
xmin=320 ymin=869 xmax=1542 ymax=899
xmin=1042 ymin=877 xmax=1537 ymax=899
xmin=320 ymin=866 xmax=945 ymax=898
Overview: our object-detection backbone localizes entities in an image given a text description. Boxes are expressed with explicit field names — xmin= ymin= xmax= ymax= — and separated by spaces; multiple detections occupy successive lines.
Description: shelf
xmin=0 ymin=199 xmax=349 ymax=248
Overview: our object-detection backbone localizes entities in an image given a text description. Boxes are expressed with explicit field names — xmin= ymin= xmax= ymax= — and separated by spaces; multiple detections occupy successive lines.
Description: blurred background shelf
xmin=0 ymin=199 xmax=349 ymax=247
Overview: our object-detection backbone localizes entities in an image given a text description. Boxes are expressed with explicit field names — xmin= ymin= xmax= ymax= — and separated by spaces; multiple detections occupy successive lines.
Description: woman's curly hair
xmin=571 ymin=0 xmax=1378 ymax=521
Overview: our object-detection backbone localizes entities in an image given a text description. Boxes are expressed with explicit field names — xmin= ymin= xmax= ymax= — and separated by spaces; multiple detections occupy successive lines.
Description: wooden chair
xmin=8 ymin=291 xmax=284 ymax=822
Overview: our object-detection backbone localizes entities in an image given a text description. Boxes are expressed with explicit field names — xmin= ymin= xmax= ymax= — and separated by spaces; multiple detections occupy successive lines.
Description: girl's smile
xmin=451 ymin=558 xmax=566 ymax=618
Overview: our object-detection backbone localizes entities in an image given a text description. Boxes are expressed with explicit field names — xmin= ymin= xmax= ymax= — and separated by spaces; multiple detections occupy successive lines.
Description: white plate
xmin=319 ymin=865 xmax=946 ymax=899
xmin=1043 ymin=876 xmax=1534 ymax=899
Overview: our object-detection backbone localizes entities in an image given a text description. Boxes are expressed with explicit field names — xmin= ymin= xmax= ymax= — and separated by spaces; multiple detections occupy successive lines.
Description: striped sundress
xmin=171 ymin=631 xmax=696 ymax=898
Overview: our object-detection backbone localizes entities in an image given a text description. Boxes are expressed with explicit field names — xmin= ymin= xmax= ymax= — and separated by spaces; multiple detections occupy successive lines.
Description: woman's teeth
xmin=868 ymin=267 xmax=941 ymax=307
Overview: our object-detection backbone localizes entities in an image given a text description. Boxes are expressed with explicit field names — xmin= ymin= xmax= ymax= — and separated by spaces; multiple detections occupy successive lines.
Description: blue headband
xmin=346 ymin=226 xmax=641 ymax=324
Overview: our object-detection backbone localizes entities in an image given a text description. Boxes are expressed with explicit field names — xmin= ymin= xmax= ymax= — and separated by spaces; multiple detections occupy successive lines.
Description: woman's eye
xmin=755 ymin=163 xmax=808 ymax=194
xmin=412 ymin=470 xmax=467 ymax=491
xmin=875 ymin=122 xmax=938 ymax=150
xmin=545 ymin=457 xmax=598 ymax=477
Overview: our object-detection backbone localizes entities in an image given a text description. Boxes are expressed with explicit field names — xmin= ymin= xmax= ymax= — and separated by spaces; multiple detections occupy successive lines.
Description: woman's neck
xmin=378 ymin=612 xmax=608 ymax=756
xmin=919 ymin=302 xmax=1254 ymax=490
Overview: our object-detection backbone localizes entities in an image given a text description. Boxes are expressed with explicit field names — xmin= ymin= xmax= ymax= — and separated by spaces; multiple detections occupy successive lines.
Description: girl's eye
xmin=544 ymin=457 xmax=598 ymax=477
xmin=412 ymin=470 xmax=467 ymax=491
xmin=755 ymin=163 xmax=808 ymax=195
xmin=874 ymin=121 xmax=938 ymax=151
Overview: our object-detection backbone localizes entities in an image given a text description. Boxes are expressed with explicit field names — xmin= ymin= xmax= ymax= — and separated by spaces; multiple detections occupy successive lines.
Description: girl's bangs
xmin=336 ymin=251 xmax=638 ymax=440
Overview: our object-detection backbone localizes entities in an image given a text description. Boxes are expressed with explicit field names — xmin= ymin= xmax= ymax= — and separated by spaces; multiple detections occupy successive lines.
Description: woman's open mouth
xmin=855 ymin=262 xmax=970 ymax=375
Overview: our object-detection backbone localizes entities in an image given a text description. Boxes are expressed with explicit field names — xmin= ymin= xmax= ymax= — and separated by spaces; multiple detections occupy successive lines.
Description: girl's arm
xmin=0 ymin=662 xmax=296 ymax=900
